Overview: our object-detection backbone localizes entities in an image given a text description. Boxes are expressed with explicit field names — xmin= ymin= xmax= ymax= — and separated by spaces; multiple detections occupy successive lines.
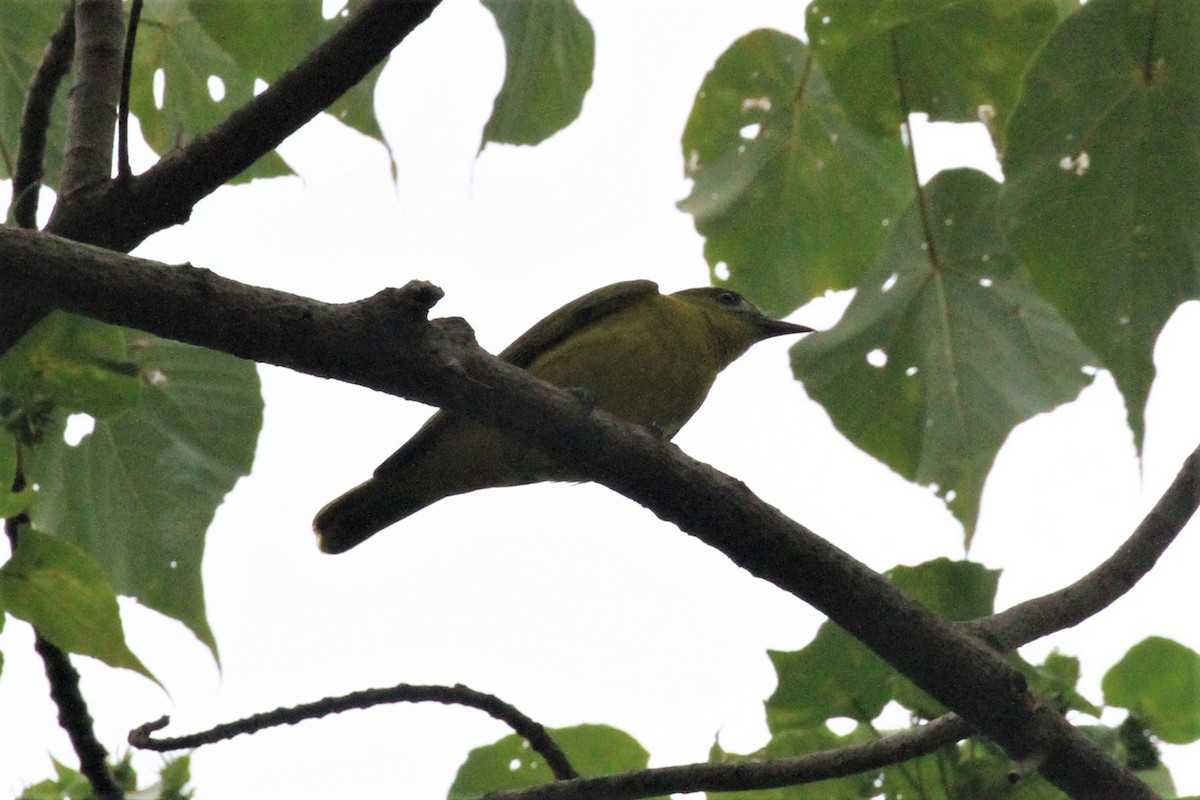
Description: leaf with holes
xmin=25 ymin=333 xmax=261 ymax=659
xmin=792 ymin=169 xmax=1094 ymax=541
xmin=129 ymin=0 xmax=291 ymax=182
xmin=679 ymin=29 xmax=910 ymax=318
xmin=805 ymin=0 xmax=1060 ymax=144
xmin=1003 ymin=0 xmax=1200 ymax=452
xmin=189 ymin=0 xmax=391 ymax=170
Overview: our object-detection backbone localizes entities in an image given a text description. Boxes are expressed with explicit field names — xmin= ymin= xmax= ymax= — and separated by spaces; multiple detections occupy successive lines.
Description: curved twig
xmin=129 ymin=682 xmax=578 ymax=781
xmin=9 ymin=1 xmax=75 ymax=229
xmin=974 ymin=442 xmax=1200 ymax=649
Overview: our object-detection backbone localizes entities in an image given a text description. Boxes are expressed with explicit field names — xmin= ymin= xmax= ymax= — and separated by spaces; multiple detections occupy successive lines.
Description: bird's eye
xmin=716 ymin=291 xmax=740 ymax=306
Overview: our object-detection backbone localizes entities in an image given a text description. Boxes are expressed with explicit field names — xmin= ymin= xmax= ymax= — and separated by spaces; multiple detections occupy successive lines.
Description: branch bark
xmin=45 ymin=0 xmax=441 ymax=250
xmin=0 ymin=228 xmax=1164 ymax=800
xmin=9 ymin=0 xmax=75 ymax=229
xmin=59 ymin=0 xmax=123 ymax=196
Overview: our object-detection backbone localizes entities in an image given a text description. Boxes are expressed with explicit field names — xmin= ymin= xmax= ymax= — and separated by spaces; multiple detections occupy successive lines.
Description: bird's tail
xmin=313 ymin=477 xmax=429 ymax=554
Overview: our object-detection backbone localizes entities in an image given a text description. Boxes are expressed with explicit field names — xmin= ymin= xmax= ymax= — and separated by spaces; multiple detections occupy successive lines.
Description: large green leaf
xmin=1103 ymin=637 xmax=1200 ymax=745
xmin=189 ymin=0 xmax=389 ymax=161
xmin=131 ymin=0 xmax=292 ymax=182
xmin=448 ymin=724 xmax=651 ymax=800
xmin=480 ymin=0 xmax=595 ymax=149
xmin=792 ymin=169 xmax=1094 ymax=538
xmin=0 ymin=1 xmax=71 ymax=190
xmin=678 ymin=29 xmax=911 ymax=317
xmin=0 ymin=528 xmax=155 ymax=681
xmin=1003 ymin=0 xmax=1200 ymax=451
xmin=25 ymin=332 xmax=262 ymax=658
xmin=806 ymin=0 xmax=1060 ymax=143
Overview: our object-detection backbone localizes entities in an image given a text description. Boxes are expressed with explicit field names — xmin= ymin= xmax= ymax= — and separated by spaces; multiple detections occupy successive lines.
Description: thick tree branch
xmin=45 ymin=0 xmax=441 ymax=250
xmin=0 ymin=228 xmax=1160 ymax=799
xmin=9 ymin=1 xmax=75 ymax=229
xmin=59 ymin=0 xmax=123 ymax=196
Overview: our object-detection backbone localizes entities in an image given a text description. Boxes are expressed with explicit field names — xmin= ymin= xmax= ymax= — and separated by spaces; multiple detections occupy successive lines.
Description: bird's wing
xmin=373 ymin=280 xmax=659 ymax=479
xmin=498 ymin=280 xmax=659 ymax=367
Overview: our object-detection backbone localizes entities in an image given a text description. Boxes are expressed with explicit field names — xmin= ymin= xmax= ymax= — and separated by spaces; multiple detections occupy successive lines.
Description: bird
xmin=313 ymin=280 xmax=812 ymax=553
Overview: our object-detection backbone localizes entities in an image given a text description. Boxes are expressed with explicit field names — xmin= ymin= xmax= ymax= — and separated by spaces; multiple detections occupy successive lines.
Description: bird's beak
xmin=758 ymin=319 xmax=814 ymax=338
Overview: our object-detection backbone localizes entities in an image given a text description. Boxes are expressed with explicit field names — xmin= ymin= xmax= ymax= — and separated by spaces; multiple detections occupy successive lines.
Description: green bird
xmin=314 ymin=280 xmax=812 ymax=553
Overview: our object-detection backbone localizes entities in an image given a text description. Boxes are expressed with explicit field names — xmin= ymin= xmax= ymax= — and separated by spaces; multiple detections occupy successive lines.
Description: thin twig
xmin=34 ymin=633 xmax=124 ymax=800
xmin=475 ymin=716 xmax=972 ymax=800
xmin=116 ymin=0 xmax=142 ymax=180
xmin=9 ymin=1 xmax=75 ymax=228
xmin=130 ymin=683 xmax=578 ymax=781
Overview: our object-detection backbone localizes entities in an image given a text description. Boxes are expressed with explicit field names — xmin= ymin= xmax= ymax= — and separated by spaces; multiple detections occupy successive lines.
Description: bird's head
xmin=671 ymin=287 xmax=813 ymax=364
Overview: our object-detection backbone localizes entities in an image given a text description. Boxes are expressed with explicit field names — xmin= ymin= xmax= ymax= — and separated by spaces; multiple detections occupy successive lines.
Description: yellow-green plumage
xmin=314 ymin=280 xmax=811 ymax=553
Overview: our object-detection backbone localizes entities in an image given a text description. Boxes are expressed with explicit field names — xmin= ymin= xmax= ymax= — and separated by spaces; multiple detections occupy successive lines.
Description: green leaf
xmin=1103 ymin=636 xmax=1200 ymax=744
xmin=766 ymin=621 xmax=893 ymax=733
xmin=480 ymin=0 xmax=595 ymax=148
xmin=0 ymin=1 xmax=71 ymax=192
xmin=888 ymin=558 xmax=999 ymax=621
xmin=25 ymin=333 xmax=262 ymax=659
xmin=1024 ymin=650 xmax=1102 ymax=717
xmin=806 ymin=0 xmax=1059 ymax=143
xmin=679 ymin=29 xmax=911 ymax=317
xmin=792 ymin=169 xmax=1095 ymax=539
xmin=0 ymin=529 xmax=155 ymax=681
xmin=0 ymin=312 xmax=141 ymax=420
xmin=131 ymin=0 xmax=292 ymax=183
xmin=448 ymin=724 xmax=650 ymax=800
xmin=189 ymin=0 xmax=390 ymax=167
xmin=1002 ymin=0 xmax=1200 ymax=451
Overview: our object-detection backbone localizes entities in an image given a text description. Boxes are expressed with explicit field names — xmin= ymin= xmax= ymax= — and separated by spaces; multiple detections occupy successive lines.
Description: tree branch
xmin=0 ymin=228 xmax=1161 ymax=799
xmin=45 ymin=0 xmax=441 ymax=251
xmin=9 ymin=0 xmax=75 ymax=229
xmin=130 ymin=682 xmax=579 ymax=781
xmin=975 ymin=441 xmax=1200 ymax=649
xmin=34 ymin=633 xmax=123 ymax=800
xmin=59 ymin=0 xmax=123 ymax=196
xmin=479 ymin=716 xmax=973 ymax=800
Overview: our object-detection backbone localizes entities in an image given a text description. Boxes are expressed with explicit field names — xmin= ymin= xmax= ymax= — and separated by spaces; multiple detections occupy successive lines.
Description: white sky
xmin=2 ymin=1 xmax=1199 ymax=797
